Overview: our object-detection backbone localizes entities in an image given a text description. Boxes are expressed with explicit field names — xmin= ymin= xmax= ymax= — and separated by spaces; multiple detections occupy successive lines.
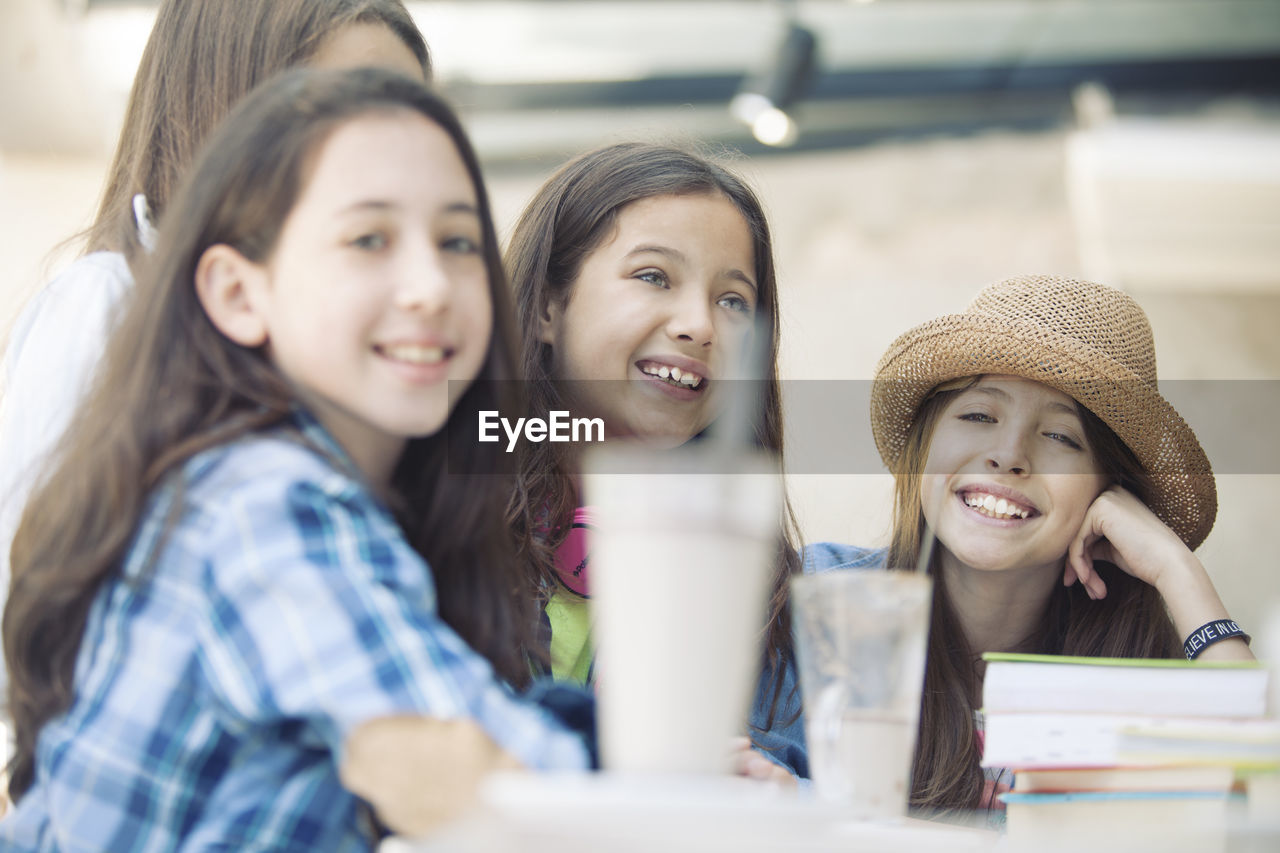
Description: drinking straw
xmin=916 ymin=523 xmax=936 ymax=574
xmin=707 ymin=316 xmax=771 ymax=456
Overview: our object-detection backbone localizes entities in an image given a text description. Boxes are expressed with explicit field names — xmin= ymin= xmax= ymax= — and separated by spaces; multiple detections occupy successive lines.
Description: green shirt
xmin=546 ymin=587 xmax=593 ymax=684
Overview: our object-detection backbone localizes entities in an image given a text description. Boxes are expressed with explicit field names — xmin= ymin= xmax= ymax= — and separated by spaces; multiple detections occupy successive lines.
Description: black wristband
xmin=1183 ymin=619 xmax=1251 ymax=660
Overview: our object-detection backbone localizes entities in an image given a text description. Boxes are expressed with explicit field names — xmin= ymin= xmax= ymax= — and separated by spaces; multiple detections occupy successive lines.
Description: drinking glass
xmin=790 ymin=570 xmax=933 ymax=818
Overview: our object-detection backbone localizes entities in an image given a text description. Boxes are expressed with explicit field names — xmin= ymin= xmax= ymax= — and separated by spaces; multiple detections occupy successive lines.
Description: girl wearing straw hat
xmin=805 ymin=274 xmax=1253 ymax=814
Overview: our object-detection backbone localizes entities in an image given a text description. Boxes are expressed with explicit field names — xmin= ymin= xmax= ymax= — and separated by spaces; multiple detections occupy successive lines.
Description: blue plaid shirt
xmin=1 ymin=412 xmax=589 ymax=851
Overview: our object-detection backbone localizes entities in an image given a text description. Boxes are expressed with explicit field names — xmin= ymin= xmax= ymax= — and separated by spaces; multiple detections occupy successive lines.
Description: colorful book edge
xmin=982 ymin=652 xmax=1264 ymax=670
xmin=1001 ymin=790 xmax=1238 ymax=804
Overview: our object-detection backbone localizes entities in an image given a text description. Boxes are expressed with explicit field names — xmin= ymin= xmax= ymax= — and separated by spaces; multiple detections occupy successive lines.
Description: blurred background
xmin=2 ymin=0 xmax=1279 ymax=636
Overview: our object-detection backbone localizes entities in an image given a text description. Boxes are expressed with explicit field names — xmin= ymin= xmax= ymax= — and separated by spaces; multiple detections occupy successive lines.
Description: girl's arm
xmin=341 ymin=716 xmax=523 ymax=837
xmin=1065 ymin=486 xmax=1254 ymax=662
xmin=196 ymin=453 xmax=591 ymax=832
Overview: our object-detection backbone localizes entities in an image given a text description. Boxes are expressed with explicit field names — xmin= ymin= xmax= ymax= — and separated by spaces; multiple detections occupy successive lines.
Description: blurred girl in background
xmin=0 ymin=0 xmax=431 ymax=688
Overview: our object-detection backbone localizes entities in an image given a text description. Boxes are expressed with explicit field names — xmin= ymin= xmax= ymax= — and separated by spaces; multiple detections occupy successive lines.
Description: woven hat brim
xmin=870 ymin=314 xmax=1217 ymax=550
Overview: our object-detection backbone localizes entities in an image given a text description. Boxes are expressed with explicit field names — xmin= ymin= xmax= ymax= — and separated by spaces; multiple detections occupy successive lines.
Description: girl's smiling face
xmin=238 ymin=111 xmax=492 ymax=483
xmin=537 ymin=191 xmax=757 ymax=444
xmin=921 ymin=375 xmax=1109 ymax=577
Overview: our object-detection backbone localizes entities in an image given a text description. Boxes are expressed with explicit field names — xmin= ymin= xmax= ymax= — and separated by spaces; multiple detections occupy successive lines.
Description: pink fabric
xmin=978 ymin=777 xmax=1011 ymax=811
xmin=553 ymin=506 xmax=595 ymax=597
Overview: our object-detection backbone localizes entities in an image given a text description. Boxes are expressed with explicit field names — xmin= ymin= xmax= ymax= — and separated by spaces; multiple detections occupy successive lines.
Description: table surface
xmin=382 ymin=772 xmax=1002 ymax=853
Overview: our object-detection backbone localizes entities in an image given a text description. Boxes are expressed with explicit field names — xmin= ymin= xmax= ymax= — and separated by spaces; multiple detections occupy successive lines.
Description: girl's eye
xmin=958 ymin=412 xmax=995 ymax=423
xmin=1045 ymin=431 xmax=1084 ymax=450
xmin=442 ymin=235 xmax=480 ymax=254
xmin=636 ymin=269 xmax=669 ymax=288
xmin=351 ymin=232 xmax=388 ymax=251
xmin=717 ymin=294 xmax=753 ymax=315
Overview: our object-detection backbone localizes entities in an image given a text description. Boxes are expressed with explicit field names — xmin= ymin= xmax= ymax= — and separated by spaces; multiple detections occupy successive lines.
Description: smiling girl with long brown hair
xmin=3 ymin=68 xmax=588 ymax=848
xmin=506 ymin=143 xmax=806 ymax=779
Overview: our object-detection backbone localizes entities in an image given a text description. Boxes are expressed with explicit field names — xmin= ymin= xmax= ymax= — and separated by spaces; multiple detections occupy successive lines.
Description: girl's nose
xmin=394 ymin=244 xmax=450 ymax=313
xmin=666 ymin=290 xmax=714 ymax=347
xmin=986 ymin=428 xmax=1030 ymax=475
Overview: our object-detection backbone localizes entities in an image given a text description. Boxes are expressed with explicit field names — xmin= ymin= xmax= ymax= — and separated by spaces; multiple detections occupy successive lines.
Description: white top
xmin=0 ymin=251 xmax=135 ymax=694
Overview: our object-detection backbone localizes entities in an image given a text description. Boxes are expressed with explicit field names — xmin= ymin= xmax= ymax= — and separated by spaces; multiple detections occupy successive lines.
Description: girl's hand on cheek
xmin=1065 ymin=488 xmax=1253 ymax=662
xmin=1064 ymin=485 xmax=1199 ymax=600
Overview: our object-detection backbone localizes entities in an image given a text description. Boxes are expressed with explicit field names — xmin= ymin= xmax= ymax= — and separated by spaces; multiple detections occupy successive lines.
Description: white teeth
xmin=963 ymin=492 xmax=1030 ymax=520
xmin=641 ymin=363 xmax=704 ymax=389
xmin=383 ymin=344 xmax=444 ymax=364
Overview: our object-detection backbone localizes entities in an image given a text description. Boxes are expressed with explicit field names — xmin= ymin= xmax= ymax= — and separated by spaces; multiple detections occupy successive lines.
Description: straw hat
xmin=870 ymin=274 xmax=1216 ymax=550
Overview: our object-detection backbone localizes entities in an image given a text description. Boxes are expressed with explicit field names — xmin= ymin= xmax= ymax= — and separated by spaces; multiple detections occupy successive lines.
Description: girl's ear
xmin=196 ymin=244 xmax=270 ymax=347
xmin=536 ymin=293 xmax=562 ymax=346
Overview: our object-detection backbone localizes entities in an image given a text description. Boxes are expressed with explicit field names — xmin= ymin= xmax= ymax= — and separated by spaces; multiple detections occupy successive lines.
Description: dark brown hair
xmin=886 ymin=376 xmax=1179 ymax=814
xmin=4 ymin=68 xmax=527 ymax=801
xmin=85 ymin=0 xmax=429 ymax=264
xmin=504 ymin=142 xmax=802 ymax=723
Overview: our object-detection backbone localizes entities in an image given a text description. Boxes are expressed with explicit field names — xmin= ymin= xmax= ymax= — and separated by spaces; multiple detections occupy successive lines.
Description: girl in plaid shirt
xmin=2 ymin=69 xmax=590 ymax=850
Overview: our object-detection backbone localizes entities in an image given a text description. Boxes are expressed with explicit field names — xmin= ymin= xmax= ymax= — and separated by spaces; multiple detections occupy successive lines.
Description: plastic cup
xmin=583 ymin=445 xmax=781 ymax=775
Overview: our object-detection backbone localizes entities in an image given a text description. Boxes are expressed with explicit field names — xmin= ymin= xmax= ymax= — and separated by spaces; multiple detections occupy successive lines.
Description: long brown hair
xmin=85 ymin=0 xmax=429 ymax=264
xmin=505 ymin=142 xmax=802 ymax=723
xmin=886 ymin=376 xmax=1180 ymax=814
xmin=4 ymin=68 xmax=528 ymax=801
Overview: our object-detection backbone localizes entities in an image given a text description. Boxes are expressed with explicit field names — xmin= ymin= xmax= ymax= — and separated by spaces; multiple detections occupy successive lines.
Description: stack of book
xmin=979 ymin=652 xmax=1274 ymax=852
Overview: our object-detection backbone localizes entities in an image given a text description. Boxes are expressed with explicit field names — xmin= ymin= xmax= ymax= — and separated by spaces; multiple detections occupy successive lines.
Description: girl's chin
xmin=605 ymin=431 xmax=694 ymax=451
xmin=607 ymin=415 xmax=709 ymax=450
xmin=941 ymin=546 xmax=1065 ymax=577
